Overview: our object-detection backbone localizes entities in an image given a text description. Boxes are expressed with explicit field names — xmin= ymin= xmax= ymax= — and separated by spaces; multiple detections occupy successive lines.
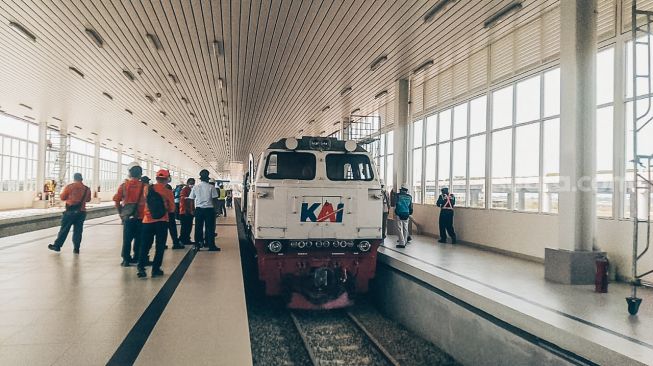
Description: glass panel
xmin=386 ymin=132 xmax=394 ymax=155
xmin=265 ymin=152 xmax=316 ymax=180
xmin=543 ymin=118 xmax=560 ymax=213
xmin=438 ymin=142 xmax=450 ymax=193
xmin=596 ymin=106 xmax=614 ymax=217
xmin=426 ymin=114 xmax=438 ymax=145
xmin=469 ymin=95 xmax=487 ymax=135
xmin=514 ymin=123 xmax=540 ymax=212
xmin=453 ymin=103 xmax=468 ymax=139
xmin=469 ymin=135 xmax=486 ymax=208
xmin=543 ymin=68 xmax=560 ymax=117
xmin=326 ymin=154 xmax=374 ymax=181
xmin=491 ymin=129 xmax=512 ymax=209
xmin=452 ymin=139 xmax=467 ymax=206
xmin=492 ymin=85 xmax=513 ymax=129
xmin=412 ymin=120 xmax=423 ymax=148
xmin=386 ymin=154 xmax=394 ymax=188
xmin=597 ymin=47 xmax=614 ymax=105
xmin=412 ymin=149 xmax=422 ymax=203
xmin=516 ymin=76 xmax=541 ymax=124
xmin=424 ymin=146 xmax=437 ymax=205
xmin=439 ymin=109 xmax=452 ymax=142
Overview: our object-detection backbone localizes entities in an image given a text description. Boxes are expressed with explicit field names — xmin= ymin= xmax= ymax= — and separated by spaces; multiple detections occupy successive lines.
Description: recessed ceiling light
xmin=123 ymin=69 xmax=136 ymax=81
xmin=413 ymin=60 xmax=434 ymax=74
xmin=146 ymin=33 xmax=163 ymax=50
xmin=90 ymin=132 xmax=98 ymax=135
xmin=212 ymin=40 xmax=224 ymax=56
xmin=69 ymin=66 xmax=85 ymax=78
xmin=484 ymin=1 xmax=523 ymax=28
xmin=141 ymin=121 xmax=148 ymax=126
xmin=24 ymin=115 xmax=35 ymax=120
xmin=125 ymin=109 xmax=133 ymax=114
xmin=308 ymin=120 xmax=315 ymax=125
xmin=106 ymin=138 xmax=112 ymax=141
xmin=423 ymin=0 xmax=455 ymax=23
xmin=181 ymin=97 xmax=189 ymax=104
xmin=375 ymin=90 xmax=388 ymax=99
xmin=160 ymin=111 xmax=167 ymax=117
xmin=370 ymin=55 xmax=388 ymax=71
xmin=340 ymin=87 xmax=352 ymax=96
xmin=19 ymin=103 xmax=32 ymax=110
xmin=168 ymin=73 xmax=179 ymax=84
xmin=74 ymin=125 xmax=82 ymax=130
xmin=322 ymin=106 xmax=330 ymax=112
xmin=351 ymin=108 xmax=360 ymax=114
xmin=9 ymin=21 xmax=36 ymax=42
xmin=171 ymin=122 xmax=177 ymax=127
xmin=102 ymin=92 xmax=113 ymax=100
xmin=152 ymin=129 xmax=158 ymax=133
xmin=52 ymin=116 xmax=62 ymax=121
xmin=84 ymin=28 xmax=104 ymax=47
xmin=145 ymin=95 xmax=154 ymax=103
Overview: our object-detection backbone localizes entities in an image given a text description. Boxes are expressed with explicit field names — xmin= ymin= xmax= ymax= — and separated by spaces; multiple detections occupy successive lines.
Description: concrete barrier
xmin=0 ymin=206 xmax=118 ymax=238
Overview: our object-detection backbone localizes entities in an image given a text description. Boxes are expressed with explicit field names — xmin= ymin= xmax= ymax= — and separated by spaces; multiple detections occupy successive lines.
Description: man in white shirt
xmin=189 ymin=169 xmax=220 ymax=251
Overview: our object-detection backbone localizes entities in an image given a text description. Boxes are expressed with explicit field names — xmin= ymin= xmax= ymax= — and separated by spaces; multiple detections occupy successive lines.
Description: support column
xmin=393 ymin=78 xmax=409 ymax=192
xmin=92 ymin=140 xmax=101 ymax=203
xmin=545 ymin=0 xmax=605 ymax=284
xmin=33 ymin=120 xmax=48 ymax=208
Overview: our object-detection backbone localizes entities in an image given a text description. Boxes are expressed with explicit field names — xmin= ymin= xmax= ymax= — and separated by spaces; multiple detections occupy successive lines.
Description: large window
xmin=0 ymin=114 xmax=38 ymax=191
xmin=326 ymin=154 xmax=374 ymax=181
xmin=412 ymin=119 xmax=423 ymax=203
xmin=99 ymin=147 xmax=119 ymax=193
xmin=68 ymin=137 xmax=94 ymax=187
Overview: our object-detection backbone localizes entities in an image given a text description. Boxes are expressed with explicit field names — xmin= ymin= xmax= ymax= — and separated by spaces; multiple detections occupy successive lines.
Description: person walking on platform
xmin=179 ymin=178 xmax=195 ymax=245
xmin=226 ymin=189 xmax=233 ymax=208
xmin=190 ymin=169 xmax=221 ymax=251
xmin=137 ymin=169 xmax=175 ymax=278
xmin=394 ymin=184 xmax=413 ymax=249
xmin=165 ymin=183 xmax=183 ymax=249
xmin=216 ymin=183 xmax=227 ymax=217
xmin=113 ymin=165 xmax=146 ymax=266
xmin=48 ymin=173 xmax=91 ymax=254
xmin=436 ymin=187 xmax=457 ymax=244
xmin=380 ymin=180 xmax=391 ymax=239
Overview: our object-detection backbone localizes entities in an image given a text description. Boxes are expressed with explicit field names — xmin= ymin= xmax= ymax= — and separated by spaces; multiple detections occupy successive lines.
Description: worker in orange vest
xmin=48 ymin=173 xmax=91 ymax=253
xmin=113 ymin=165 xmax=146 ymax=267
xmin=178 ymin=178 xmax=196 ymax=245
xmin=137 ymin=169 xmax=176 ymax=278
xmin=436 ymin=187 xmax=457 ymax=244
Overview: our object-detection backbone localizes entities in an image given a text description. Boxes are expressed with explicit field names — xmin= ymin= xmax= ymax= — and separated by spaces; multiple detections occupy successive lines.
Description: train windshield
xmin=325 ymin=154 xmax=374 ymax=181
xmin=264 ymin=151 xmax=316 ymax=180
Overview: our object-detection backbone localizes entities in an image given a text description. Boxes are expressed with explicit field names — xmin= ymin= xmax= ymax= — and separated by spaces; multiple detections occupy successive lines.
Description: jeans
xmin=139 ymin=221 xmax=168 ymax=270
xmin=168 ymin=212 xmax=180 ymax=245
xmin=122 ymin=218 xmax=142 ymax=260
xmin=194 ymin=207 xmax=216 ymax=247
xmin=53 ymin=211 xmax=87 ymax=249
xmin=396 ymin=218 xmax=409 ymax=246
xmin=179 ymin=214 xmax=194 ymax=244
xmin=216 ymin=200 xmax=227 ymax=216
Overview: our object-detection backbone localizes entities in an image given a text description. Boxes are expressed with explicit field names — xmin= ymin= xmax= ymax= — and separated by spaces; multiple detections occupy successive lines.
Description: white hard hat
xmin=400 ymin=183 xmax=409 ymax=191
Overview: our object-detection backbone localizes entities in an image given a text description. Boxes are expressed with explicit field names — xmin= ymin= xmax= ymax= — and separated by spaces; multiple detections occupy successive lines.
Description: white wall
xmin=0 ymin=191 xmax=37 ymax=210
xmin=412 ymin=204 xmax=653 ymax=282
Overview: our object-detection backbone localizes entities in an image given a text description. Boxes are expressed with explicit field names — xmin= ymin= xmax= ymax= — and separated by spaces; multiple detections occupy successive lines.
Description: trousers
xmin=168 ymin=212 xmax=180 ymax=245
xmin=439 ymin=210 xmax=457 ymax=242
xmin=122 ymin=218 xmax=142 ymax=260
xmin=396 ymin=218 xmax=409 ymax=246
xmin=216 ymin=200 xmax=227 ymax=216
xmin=194 ymin=207 xmax=216 ymax=247
xmin=179 ymin=214 xmax=194 ymax=244
xmin=139 ymin=221 xmax=168 ymax=270
xmin=54 ymin=211 xmax=87 ymax=249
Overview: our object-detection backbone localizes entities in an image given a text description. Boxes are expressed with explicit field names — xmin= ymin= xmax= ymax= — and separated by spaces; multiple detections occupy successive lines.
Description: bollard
xmin=595 ymin=256 xmax=609 ymax=293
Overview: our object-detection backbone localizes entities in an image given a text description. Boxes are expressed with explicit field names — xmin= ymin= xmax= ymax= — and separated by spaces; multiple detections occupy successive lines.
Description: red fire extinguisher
xmin=595 ymin=256 xmax=609 ymax=293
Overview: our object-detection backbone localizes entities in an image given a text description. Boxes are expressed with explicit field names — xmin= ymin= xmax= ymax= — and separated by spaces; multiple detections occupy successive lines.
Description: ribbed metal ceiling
xmin=0 ymin=0 xmax=557 ymax=173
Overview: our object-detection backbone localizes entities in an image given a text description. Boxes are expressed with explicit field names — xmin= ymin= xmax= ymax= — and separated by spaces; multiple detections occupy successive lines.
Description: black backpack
xmin=146 ymin=185 xmax=166 ymax=219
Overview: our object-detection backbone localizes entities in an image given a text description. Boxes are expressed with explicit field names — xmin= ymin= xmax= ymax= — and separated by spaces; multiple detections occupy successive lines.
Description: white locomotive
xmin=243 ymin=136 xmax=383 ymax=309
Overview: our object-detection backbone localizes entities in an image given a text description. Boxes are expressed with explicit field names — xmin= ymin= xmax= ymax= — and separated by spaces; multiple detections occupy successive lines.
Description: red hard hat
xmin=156 ymin=169 xmax=170 ymax=179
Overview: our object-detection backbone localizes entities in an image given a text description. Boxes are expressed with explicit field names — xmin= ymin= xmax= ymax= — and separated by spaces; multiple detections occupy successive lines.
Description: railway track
xmin=290 ymin=310 xmax=401 ymax=366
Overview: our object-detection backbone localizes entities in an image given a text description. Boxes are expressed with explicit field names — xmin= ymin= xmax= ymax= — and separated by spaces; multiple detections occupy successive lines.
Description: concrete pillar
xmin=57 ymin=129 xmax=68 ymax=187
xmin=92 ymin=140 xmax=100 ymax=202
xmin=545 ymin=0 xmax=605 ymax=284
xmin=35 ymin=120 xmax=47 ymax=193
xmin=393 ymin=78 xmax=409 ymax=192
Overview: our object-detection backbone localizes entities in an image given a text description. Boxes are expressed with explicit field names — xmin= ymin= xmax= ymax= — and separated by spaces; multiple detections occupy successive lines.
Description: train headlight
xmin=285 ymin=137 xmax=299 ymax=150
xmin=298 ymin=241 xmax=307 ymax=249
xmin=315 ymin=241 xmax=323 ymax=248
xmin=268 ymin=241 xmax=283 ymax=253
xmin=344 ymin=140 xmax=357 ymax=152
xmin=357 ymin=241 xmax=371 ymax=252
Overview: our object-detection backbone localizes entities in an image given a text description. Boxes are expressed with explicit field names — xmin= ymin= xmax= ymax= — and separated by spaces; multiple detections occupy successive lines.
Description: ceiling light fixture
xmin=213 ymin=40 xmax=224 ymax=56
xmin=190 ymin=112 xmax=196 ymax=118
xmin=24 ymin=115 xmax=35 ymax=120
xmin=74 ymin=125 xmax=82 ymax=130
xmin=19 ymin=103 xmax=32 ymax=110
xmin=146 ymin=33 xmax=163 ymax=50
xmin=52 ymin=116 xmax=62 ymax=122
xmin=171 ymin=122 xmax=177 ymax=127
xmin=181 ymin=97 xmax=189 ymax=104
xmin=160 ymin=111 xmax=167 ymax=117
xmin=106 ymin=138 xmax=112 ymax=141
xmin=141 ymin=121 xmax=148 ymax=126
xmin=125 ymin=109 xmax=133 ymax=114
xmin=340 ymin=86 xmax=353 ymax=96
xmin=308 ymin=120 xmax=315 ymax=125
xmin=84 ymin=28 xmax=104 ymax=47
xmin=91 ymin=132 xmax=98 ymax=136
xmin=69 ymin=66 xmax=85 ymax=78
xmin=370 ymin=55 xmax=388 ymax=71
xmin=351 ymin=108 xmax=360 ymax=115
xmin=322 ymin=105 xmax=330 ymax=112
xmin=102 ymin=92 xmax=113 ymax=100
xmin=123 ymin=69 xmax=136 ymax=81
xmin=413 ymin=60 xmax=434 ymax=74
xmin=155 ymin=93 xmax=162 ymax=101
xmin=484 ymin=1 xmax=523 ymax=28
xmin=217 ymin=78 xmax=224 ymax=89
xmin=168 ymin=73 xmax=179 ymax=84
xmin=333 ymin=121 xmax=340 ymax=126
xmin=145 ymin=95 xmax=154 ymax=103
xmin=424 ymin=0 xmax=455 ymax=23
xmin=152 ymin=129 xmax=158 ymax=133
xmin=9 ymin=21 xmax=36 ymax=42
xmin=375 ymin=90 xmax=388 ymax=99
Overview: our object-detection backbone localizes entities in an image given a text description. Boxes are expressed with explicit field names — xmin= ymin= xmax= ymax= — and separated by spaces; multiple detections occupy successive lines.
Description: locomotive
xmin=242 ymin=136 xmax=383 ymax=309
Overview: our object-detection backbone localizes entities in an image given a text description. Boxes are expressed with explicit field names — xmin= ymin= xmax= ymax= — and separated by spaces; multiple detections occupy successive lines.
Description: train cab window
xmin=326 ymin=154 xmax=374 ymax=181
xmin=264 ymin=152 xmax=316 ymax=180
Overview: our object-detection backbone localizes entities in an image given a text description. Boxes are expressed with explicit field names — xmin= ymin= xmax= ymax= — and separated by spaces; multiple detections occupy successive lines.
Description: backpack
xmin=146 ymin=185 xmax=167 ymax=220
xmin=395 ymin=193 xmax=412 ymax=219
xmin=174 ymin=184 xmax=184 ymax=200
xmin=119 ymin=182 xmax=144 ymax=222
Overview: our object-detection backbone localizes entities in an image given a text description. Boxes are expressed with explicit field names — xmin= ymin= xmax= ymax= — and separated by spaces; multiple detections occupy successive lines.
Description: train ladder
xmin=628 ymin=0 xmax=653 ymax=315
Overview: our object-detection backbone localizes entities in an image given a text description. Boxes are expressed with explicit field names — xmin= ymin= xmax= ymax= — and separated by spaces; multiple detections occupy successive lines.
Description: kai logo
xmin=300 ymin=201 xmax=345 ymax=223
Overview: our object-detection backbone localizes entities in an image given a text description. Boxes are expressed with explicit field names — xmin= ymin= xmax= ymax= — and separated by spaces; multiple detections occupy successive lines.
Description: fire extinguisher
xmin=595 ymin=256 xmax=609 ymax=293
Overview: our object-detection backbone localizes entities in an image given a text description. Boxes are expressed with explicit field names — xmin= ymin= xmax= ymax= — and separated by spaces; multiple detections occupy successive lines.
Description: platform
xmin=378 ymin=234 xmax=653 ymax=365
xmin=0 ymin=208 xmax=251 ymax=365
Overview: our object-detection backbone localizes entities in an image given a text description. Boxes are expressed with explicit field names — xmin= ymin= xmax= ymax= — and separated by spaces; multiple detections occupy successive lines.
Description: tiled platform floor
xmin=0 ymin=202 xmax=115 ymax=221
xmin=0 ymin=208 xmax=251 ymax=366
